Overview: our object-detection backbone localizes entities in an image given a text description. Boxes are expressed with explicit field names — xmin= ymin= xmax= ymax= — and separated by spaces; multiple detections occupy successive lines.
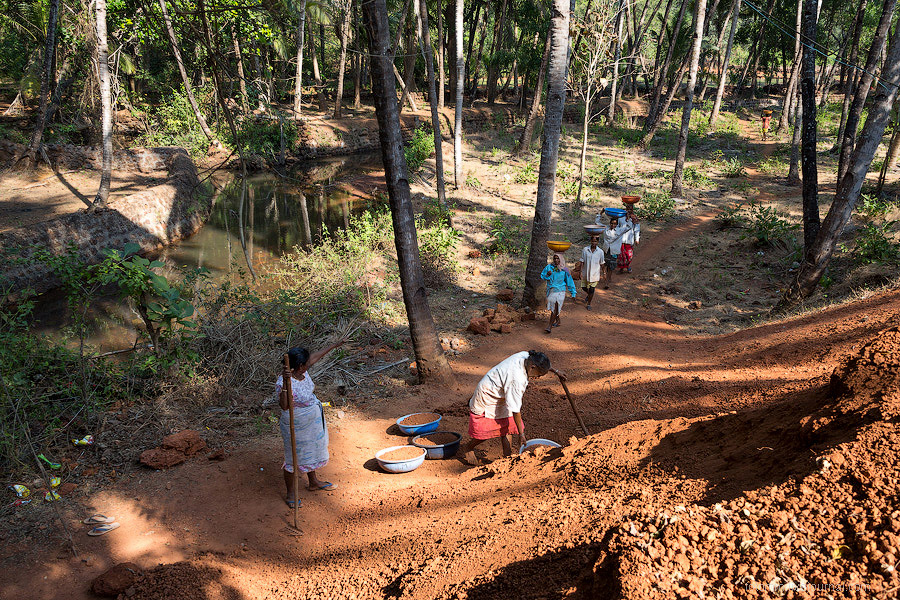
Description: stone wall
xmin=1 ymin=148 xmax=212 ymax=298
xmin=0 ymin=140 xmax=187 ymax=172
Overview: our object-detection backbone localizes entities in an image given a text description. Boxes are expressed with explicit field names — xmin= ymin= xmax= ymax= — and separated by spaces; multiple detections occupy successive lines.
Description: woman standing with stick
xmin=276 ymin=342 xmax=344 ymax=507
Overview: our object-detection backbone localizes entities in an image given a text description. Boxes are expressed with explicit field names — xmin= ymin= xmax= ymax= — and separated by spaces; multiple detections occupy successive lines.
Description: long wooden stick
xmin=551 ymin=368 xmax=590 ymax=436
xmin=282 ymin=354 xmax=300 ymax=531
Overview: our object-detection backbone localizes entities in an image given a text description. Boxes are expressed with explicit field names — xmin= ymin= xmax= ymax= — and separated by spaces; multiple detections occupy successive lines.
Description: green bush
xmin=514 ymin=161 xmax=539 ymax=184
xmin=715 ymin=203 xmax=747 ymax=229
xmin=858 ymin=193 xmax=894 ymax=220
xmin=417 ymin=216 xmax=460 ymax=288
xmin=856 ymin=222 xmax=900 ymax=264
xmin=0 ymin=124 xmax=28 ymax=145
xmin=587 ymin=159 xmax=621 ymax=186
xmin=722 ymin=157 xmax=747 ymax=178
xmin=236 ymin=117 xmax=298 ymax=160
xmin=741 ymin=203 xmax=798 ymax=248
xmin=137 ymin=86 xmax=216 ymax=157
xmin=484 ymin=214 xmax=529 ymax=256
xmin=404 ymin=126 xmax=434 ymax=173
xmin=683 ymin=166 xmax=713 ymax=187
xmin=636 ymin=191 xmax=676 ymax=221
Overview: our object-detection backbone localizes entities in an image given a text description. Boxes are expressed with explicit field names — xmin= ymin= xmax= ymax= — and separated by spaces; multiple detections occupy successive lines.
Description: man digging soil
xmin=459 ymin=351 xmax=553 ymax=465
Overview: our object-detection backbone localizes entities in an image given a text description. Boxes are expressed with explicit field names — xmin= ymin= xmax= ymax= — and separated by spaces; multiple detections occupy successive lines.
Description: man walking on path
xmin=577 ymin=236 xmax=605 ymax=310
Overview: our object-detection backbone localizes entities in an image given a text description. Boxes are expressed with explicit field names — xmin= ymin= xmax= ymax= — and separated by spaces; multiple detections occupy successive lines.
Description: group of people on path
xmin=270 ymin=206 xmax=642 ymax=504
xmin=539 ymin=208 xmax=641 ymax=333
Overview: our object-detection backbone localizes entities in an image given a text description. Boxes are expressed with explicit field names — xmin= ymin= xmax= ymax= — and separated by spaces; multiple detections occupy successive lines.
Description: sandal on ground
xmin=544 ymin=327 xmax=552 ymax=334
xmin=285 ymin=498 xmax=302 ymax=508
xmin=552 ymin=322 xmax=560 ymax=327
xmin=586 ymin=305 xmax=592 ymax=311
xmin=87 ymin=522 xmax=120 ymax=536
xmin=83 ymin=514 xmax=116 ymax=525
xmin=308 ymin=481 xmax=337 ymax=492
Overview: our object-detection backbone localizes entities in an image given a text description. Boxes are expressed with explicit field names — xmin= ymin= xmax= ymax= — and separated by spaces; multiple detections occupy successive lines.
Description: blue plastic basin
xmin=604 ymin=207 xmax=628 ymax=219
xmin=412 ymin=431 xmax=462 ymax=459
xmin=375 ymin=445 xmax=427 ymax=473
xmin=396 ymin=412 xmax=442 ymax=435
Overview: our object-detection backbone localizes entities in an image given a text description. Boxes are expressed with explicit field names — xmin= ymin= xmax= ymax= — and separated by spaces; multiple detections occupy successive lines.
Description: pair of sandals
xmin=84 ymin=514 xmax=120 ymax=536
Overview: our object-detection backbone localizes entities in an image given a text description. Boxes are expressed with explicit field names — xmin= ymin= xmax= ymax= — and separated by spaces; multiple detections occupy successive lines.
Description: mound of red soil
xmin=139 ymin=430 xmax=207 ymax=470
xmin=91 ymin=562 xmax=142 ymax=597
xmin=123 ymin=561 xmax=230 ymax=600
xmin=592 ymin=327 xmax=900 ymax=598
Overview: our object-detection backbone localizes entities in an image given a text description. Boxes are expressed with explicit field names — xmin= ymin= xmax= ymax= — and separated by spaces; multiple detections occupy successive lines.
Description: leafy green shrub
xmin=484 ymin=214 xmax=529 ymax=256
xmin=858 ymin=193 xmax=893 ymax=220
xmin=636 ymin=191 xmax=676 ymax=221
xmin=404 ymin=126 xmax=434 ymax=173
xmin=856 ymin=222 xmax=900 ymax=264
xmin=741 ymin=203 xmax=799 ymax=248
xmin=465 ymin=173 xmax=482 ymax=188
xmin=237 ymin=117 xmax=298 ymax=160
xmin=683 ymin=166 xmax=712 ymax=187
xmin=514 ymin=161 xmax=539 ymax=184
xmin=757 ymin=156 xmax=784 ymax=175
xmin=715 ymin=203 xmax=747 ymax=229
xmin=587 ymin=159 xmax=621 ymax=186
xmin=137 ymin=86 xmax=216 ymax=157
xmin=0 ymin=124 xmax=28 ymax=145
xmin=417 ymin=217 xmax=460 ymax=287
xmin=722 ymin=157 xmax=747 ymax=178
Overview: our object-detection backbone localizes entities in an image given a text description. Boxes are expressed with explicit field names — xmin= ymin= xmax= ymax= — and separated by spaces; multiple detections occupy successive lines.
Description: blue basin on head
xmin=396 ymin=412 xmax=442 ymax=435
xmin=604 ymin=207 xmax=628 ymax=219
xmin=412 ymin=431 xmax=462 ymax=459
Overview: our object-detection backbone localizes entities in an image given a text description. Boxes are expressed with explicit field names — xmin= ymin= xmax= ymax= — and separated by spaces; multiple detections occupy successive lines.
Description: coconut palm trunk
xmin=293 ymin=0 xmax=308 ymax=118
xmin=232 ymin=25 xmax=250 ymax=113
xmin=159 ymin=0 xmax=219 ymax=145
xmin=516 ymin=31 xmax=551 ymax=157
xmin=20 ymin=0 xmax=60 ymax=168
xmin=360 ymin=0 xmax=454 ymax=384
xmin=333 ymin=0 xmax=352 ymax=118
xmin=779 ymin=24 xmax=900 ymax=308
xmin=522 ymin=0 xmax=570 ymax=309
xmin=453 ymin=0 xmax=464 ymax=188
xmin=418 ymin=0 xmax=447 ymax=206
xmin=836 ymin=0 xmax=897 ymax=185
xmin=94 ymin=0 xmax=113 ymax=209
xmin=799 ymin=0 xmax=820 ymax=252
xmin=671 ymin=0 xmax=707 ymax=198
xmin=709 ymin=0 xmax=740 ymax=125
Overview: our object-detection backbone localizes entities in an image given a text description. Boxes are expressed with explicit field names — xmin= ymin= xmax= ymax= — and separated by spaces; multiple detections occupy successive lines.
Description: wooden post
xmin=282 ymin=354 xmax=300 ymax=531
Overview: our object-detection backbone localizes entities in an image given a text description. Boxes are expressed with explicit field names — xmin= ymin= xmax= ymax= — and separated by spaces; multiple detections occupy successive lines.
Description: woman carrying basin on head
xmin=275 ymin=342 xmax=344 ymax=507
xmin=541 ymin=253 xmax=577 ymax=334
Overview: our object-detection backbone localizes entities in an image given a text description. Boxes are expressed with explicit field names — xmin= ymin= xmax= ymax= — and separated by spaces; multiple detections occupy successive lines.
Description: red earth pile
xmin=596 ymin=327 xmax=900 ymax=598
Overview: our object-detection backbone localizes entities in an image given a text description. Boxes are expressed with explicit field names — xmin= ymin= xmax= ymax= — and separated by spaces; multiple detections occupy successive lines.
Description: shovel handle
xmin=551 ymin=368 xmax=590 ymax=436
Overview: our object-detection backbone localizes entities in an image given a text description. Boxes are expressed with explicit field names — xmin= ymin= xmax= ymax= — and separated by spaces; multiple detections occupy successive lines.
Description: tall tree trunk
xmin=576 ymin=77 xmax=592 ymax=207
xmin=293 ymin=0 xmax=308 ymax=118
xmin=232 ymin=25 xmax=250 ymax=113
xmin=831 ymin=0 xmax=867 ymax=151
xmin=779 ymin=24 xmax=900 ymax=308
xmin=360 ymin=0 xmax=454 ymax=384
xmin=437 ymin=0 xmax=445 ymax=109
xmin=837 ymin=0 xmax=897 ymax=185
xmin=391 ymin=0 xmax=418 ymax=112
xmin=448 ymin=0 xmax=457 ymax=101
xmin=468 ymin=16 xmax=487 ymax=102
xmin=516 ymin=30 xmax=551 ymax=156
xmin=641 ymin=55 xmax=689 ymax=148
xmin=94 ymin=0 xmax=112 ymax=209
xmin=486 ymin=0 xmax=510 ymax=104
xmin=709 ymin=0 xmax=740 ymax=125
xmin=777 ymin=0 xmax=803 ymax=134
xmin=334 ymin=0 xmax=353 ymax=118
xmin=787 ymin=91 xmax=802 ymax=184
xmin=522 ymin=0 xmax=569 ymax=308
xmin=159 ymin=0 xmax=219 ymax=145
xmin=454 ymin=0 xmax=464 ymax=188
xmin=736 ymin=0 xmax=775 ymax=91
xmin=876 ymin=115 xmax=900 ymax=194
xmin=800 ymin=0 xmax=820 ymax=251
xmin=310 ymin=28 xmax=328 ymax=110
xmin=419 ymin=0 xmax=447 ymax=206
xmin=353 ymin=0 xmax=362 ymax=108
xmin=20 ymin=0 xmax=60 ymax=168
xmin=398 ymin=13 xmax=420 ymax=112
xmin=608 ymin=0 xmax=625 ymax=123
xmin=647 ymin=0 xmax=688 ymax=126
xmin=671 ymin=0 xmax=707 ymax=198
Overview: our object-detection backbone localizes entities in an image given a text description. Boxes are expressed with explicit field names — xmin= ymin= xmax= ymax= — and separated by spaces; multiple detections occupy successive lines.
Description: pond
xmin=31 ymin=153 xmax=387 ymax=351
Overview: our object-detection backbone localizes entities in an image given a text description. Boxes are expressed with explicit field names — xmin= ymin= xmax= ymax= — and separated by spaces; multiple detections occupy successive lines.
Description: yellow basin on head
xmin=547 ymin=241 xmax=571 ymax=252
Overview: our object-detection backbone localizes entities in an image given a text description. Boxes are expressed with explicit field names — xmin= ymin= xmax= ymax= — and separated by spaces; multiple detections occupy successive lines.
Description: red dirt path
xmin=3 ymin=212 xmax=899 ymax=599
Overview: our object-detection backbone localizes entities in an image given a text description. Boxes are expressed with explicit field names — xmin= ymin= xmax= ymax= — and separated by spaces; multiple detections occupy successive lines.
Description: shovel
xmin=550 ymin=368 xmax=590 ymax=436
xmin=281 ymin=354 xmax=302 ymax=536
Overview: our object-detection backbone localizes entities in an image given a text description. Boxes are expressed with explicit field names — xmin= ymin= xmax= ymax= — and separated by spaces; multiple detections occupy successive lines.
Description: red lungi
xmin=468 ymin=412 xmax=521 ymax=440
xmin=618 ymin=243 xmax=634 ymax=269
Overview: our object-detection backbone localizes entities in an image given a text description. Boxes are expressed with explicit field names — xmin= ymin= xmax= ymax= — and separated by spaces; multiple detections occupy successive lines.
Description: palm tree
xmin=453 ymin=0 xmax=464 ymax=187
xmin=333 ymin=0 xmax=352 ymax=118
xmin=94 ymin=0 xmax=112 ymax=209
xmin=360 ymin=0 xmax=454 ymax=383
xmin=159 ymin=0 xmax=220 ymax=146
xmin=418 ymin=0 xmax=446 ymax=206
xmin=19 ymin=0 xmax=60 ymax=168
xmin=522 ymin=0 xmax=570 ymax=308
xmin=293 ymin=0 xmax=308 ymax=118
xmin=671 ymin=0 xmax=707 ymax=198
